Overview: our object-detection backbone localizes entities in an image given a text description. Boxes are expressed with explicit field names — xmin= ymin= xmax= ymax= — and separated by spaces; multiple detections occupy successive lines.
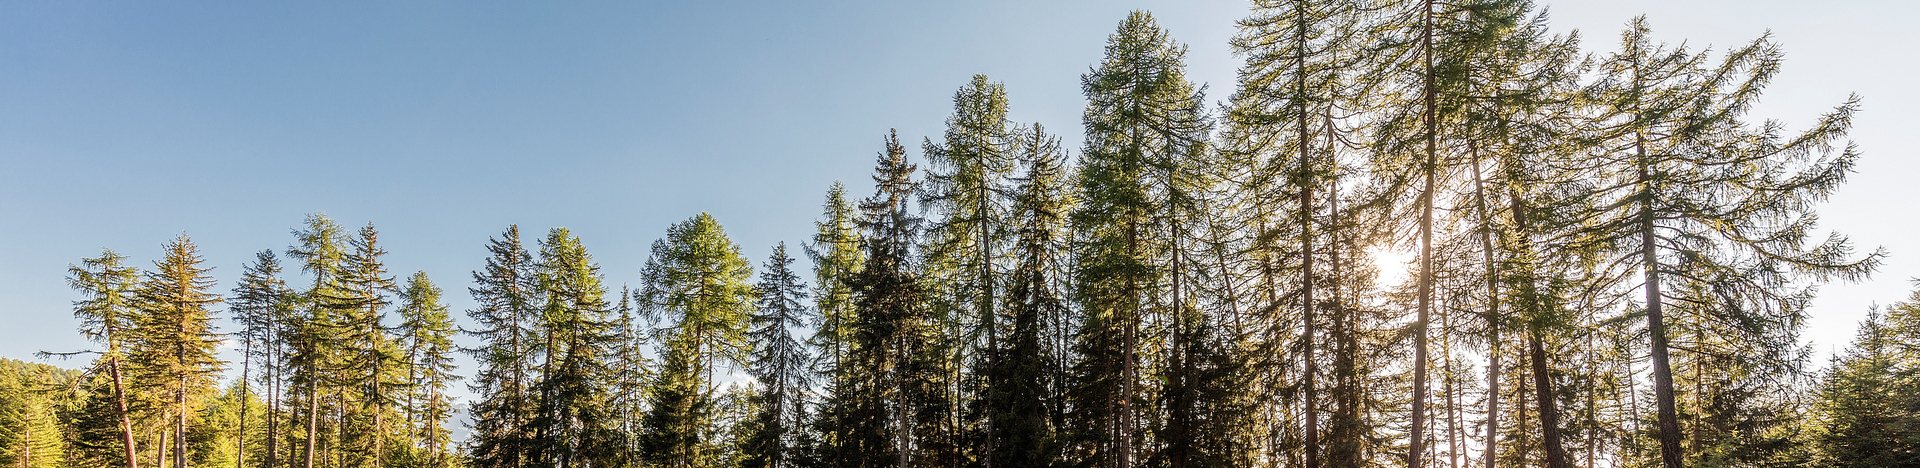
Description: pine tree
xmin=743 ymin=243 xmax=813 ymax=468
xmin=130 ymin=235 xmax=225 ymax=468
xmin=464 ymin=225 xmax=541 ymax=468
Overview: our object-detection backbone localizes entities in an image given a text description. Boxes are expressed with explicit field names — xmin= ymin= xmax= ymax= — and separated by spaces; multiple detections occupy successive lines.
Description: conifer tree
xmin=637 ymin=215 xmax=757 ymax=468
xmin=743 ymin=243 xmax=813 ymax=468
xmin=464 ymin=225 xmax=541 ymax=468
xmin=284 ymin=215 xmax=345 ymax=468
xmin=131 ymin=235 xmax=225 ymax=468
xmin=229 ymin=250 xmax=292 ymax=468
xmin=922 ymin=75 xmax=1017 ymax=468
xmin=840 ymin=131 xmax=929 ymax=468
xmin=1068 ymin=12 xmax=1209 ymax=468
xmin=804 ymin=182 xmax=865 ymax=467
xmin=609 ymin=286 xmax=652 ymax=464
xmin=1581 ymin=19 xmax=1879 ymax=468
xmin=526 ymin=228 xmax=622 ymax=468
xmin=1812 ymin=288 xmax=1920 ymax=468
xmin=983 ymin=125 xmax=1070 ymax=468
xmin=66 ymin=249 xmax=145 ymax=468
xmin=396 ymin=272 xmax=459 ymax=468
xmin=1223 ymin=0 xmax=1368 ymax=463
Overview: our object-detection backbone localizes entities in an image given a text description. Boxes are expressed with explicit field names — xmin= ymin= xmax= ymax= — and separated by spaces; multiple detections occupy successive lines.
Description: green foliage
xmin=637 ymin=214 xmax=757 ymax=468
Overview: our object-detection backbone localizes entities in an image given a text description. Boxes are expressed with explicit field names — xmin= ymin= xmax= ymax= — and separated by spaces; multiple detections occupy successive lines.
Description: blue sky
xmin=3 ymin=0 xmax=1915 ymax=381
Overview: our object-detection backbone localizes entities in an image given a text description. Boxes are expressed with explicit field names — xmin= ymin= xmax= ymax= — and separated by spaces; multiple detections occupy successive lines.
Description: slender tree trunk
xmin=239 ymin=340 xmax=251 ymax=468
xmin=1296 ymin=5 xmax=1319 ymax=467
xmin=110 ymin=357 xmax=142 ymax=468
xmin=1505 ymin=175 xmax=1569 ymax=468
xmin=1469 ymin=154 xmax=1499 ymax=468
xmin=1638 ymin=130 xmax=1684 ymax=468
xmin=176 ymin=379 xmax=187 ymax=468
xmin=1411 ymin=0 xmax=1438 ymax=465
xmin=1528 ymin=336 xmax=1568 ymax=468
xmin=303 ymin=382 xmax=317 ymax=468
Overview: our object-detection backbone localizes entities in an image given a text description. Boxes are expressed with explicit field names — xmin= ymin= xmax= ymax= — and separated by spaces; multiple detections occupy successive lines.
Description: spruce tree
xmin=131 ymin=235 xmax=225 ymax=468
xmin=983 ymin=124 xmax=1071 ymax=468
xmin=464 ymin=225 xmax=541 ymax=468
xmin=743 ymin=243 xmax=813 ymax=468
xmin=1813 ymin=290 xmax=1920 ymax=468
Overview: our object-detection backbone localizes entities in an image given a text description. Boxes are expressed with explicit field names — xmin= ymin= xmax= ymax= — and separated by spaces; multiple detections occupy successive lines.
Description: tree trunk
xmin=1411 ymin=0 xmax=1438 ymax=465
xmin=1468 ymin=153 xmax=1500 ymax=468
xmin=303 ymin=382 xmax=318 ymax=468
xmin=1638 ymin=130 xmax=1684 ymax=468
xmin=110 ymin=357 xmax=142 ymax=468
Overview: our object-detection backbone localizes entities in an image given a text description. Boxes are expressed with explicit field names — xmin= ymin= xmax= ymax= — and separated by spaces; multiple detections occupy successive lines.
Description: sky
xmin=3 ymin=0 xmax=1915 ymax=390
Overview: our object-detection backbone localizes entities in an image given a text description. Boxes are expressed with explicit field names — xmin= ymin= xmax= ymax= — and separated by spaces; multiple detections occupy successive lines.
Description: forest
xmin=3 ymin=2 xmax=1917 ymax=468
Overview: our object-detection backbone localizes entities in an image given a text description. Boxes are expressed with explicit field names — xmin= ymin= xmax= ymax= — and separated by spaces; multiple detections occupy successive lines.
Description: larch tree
xmin=805 ymin=182 xmax=865 ymax=468
xmin=66 ymin=249 xmax=145 ymax=468
xmin=637 ymin=214 xmax=758 ymax=468
xmin=1580 ymin=18 xmax=1879 ymax=468
xmin=396 ymin=271 xmax=459 ymax=468
xmin=1068 ymin=11 xmax=1210 ymax=468
xmin=921 ymin=74 xmax=1015 ymax=468
xmin=526 ymin=228 xmax=622 ymax=468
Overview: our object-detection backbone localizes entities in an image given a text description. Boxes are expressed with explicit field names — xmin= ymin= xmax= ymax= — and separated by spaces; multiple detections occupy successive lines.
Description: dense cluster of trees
xmin=3 ymin=3 xmax=1914 ymax=468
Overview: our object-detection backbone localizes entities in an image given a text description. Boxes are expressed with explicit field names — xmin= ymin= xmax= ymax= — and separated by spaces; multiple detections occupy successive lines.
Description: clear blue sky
xmin=3 ymin=0 xmax=1914 ymax=381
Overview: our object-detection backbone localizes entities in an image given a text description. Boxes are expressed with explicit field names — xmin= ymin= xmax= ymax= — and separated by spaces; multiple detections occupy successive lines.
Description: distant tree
xmin=464 ymin=225 xmax=541 ymax=468
xmin=130 ymin=235 xmax=225 ymax=468
xmin=742 ymin=243 xmax=813 ymax=468
xmin=525 ymin=228 xmax=622 ymax=468
xmin=805 ymin=182 xmax=865 ymax=467
xmin=229 ymin=250 xmax=292 ymax=468
xmin=1812 ymin=288 xmax=1920 ymax=468
xmin=66 ymin=249 xmax=145 ymax=468
xmin=396 ymin=271 xmax=459 ymax=467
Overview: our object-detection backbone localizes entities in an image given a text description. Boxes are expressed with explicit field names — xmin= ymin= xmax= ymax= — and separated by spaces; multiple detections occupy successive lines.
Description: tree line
xmin=4 ymin=2 xmax=1915 ymax=468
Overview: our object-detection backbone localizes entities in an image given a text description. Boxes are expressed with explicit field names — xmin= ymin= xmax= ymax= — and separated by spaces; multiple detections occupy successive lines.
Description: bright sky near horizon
xmin=2 ymin=0 xmax=1914 ymax=389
